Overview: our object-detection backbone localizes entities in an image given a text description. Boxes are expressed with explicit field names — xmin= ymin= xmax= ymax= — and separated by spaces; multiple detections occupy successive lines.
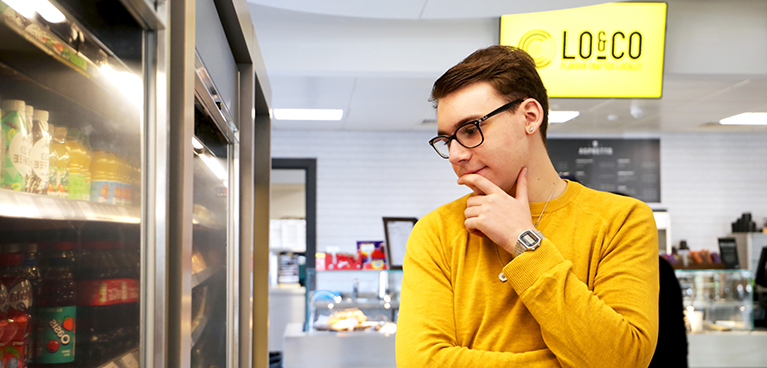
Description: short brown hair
xmin=431 ymin=45 xmax=550 ymax=145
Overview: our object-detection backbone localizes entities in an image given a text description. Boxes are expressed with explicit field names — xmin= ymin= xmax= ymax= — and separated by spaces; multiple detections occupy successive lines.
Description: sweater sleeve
xmin=505 ymin=202 xmax=660 ymax=368
xmin=395 ymin=213 xmax=561 ymax=368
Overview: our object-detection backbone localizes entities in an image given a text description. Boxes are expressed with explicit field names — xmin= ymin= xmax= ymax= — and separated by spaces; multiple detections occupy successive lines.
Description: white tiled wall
xmin=660 ymin=133 xmax=767 ymax=251
xmin=272 ymin=130 xmax=767 ymax=254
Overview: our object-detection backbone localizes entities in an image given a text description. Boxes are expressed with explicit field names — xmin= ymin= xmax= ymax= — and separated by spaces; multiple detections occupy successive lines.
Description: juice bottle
xmin=106 ymin=152 xmax=120 ymax=205
xmin=80 ymin=135 xmax=91 ymax=202
xmin=0 ymin=243 xmax=32 ymax=368
xmin=2 ymin=100 xmax=32 ymax=191
xmin=0 ymin=282 xmax=8 ymax=351
xmin=130 ymin=160 xmax=140 ymax=207
xmin=0 ymin=245 xmax=14 ymax=351
xmin=26 ymin=110 xmax=50 ymax=194
xmin=21 ymin=243 xmax=40 ymax=365
xmin=32 ymin=252 xmax=76 ymax=368
xmin=89 ymin=149 xmax=111 ymax=203
xmin=48 ymin=128 xmax=69 ymax=198
xmin=64 ymin=130 xmax=82 ymax=200
xmin=25 ymin=106 xmax=34 ymax=135
xmin=115 ymin=155 xmax=130 ymax=206
xmin=74 ymin=225 xmax=116 ymax=367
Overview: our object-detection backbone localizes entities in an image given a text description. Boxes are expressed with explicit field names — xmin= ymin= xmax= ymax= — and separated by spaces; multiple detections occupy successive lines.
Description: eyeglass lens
xmin=431 ymin=122 xmax=483 ymax=158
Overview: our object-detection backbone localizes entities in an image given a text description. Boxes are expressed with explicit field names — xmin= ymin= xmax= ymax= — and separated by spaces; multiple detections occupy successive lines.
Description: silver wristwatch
xmin=513 ymin=229 xmax=545 ymax=257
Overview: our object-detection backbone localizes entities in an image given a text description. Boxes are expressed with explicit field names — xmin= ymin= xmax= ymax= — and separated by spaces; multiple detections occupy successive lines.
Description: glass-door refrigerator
xmin=0 ymin=0 xmax=167 ymax=367
xmin=190 ymin=52 xmax=238 ymax=368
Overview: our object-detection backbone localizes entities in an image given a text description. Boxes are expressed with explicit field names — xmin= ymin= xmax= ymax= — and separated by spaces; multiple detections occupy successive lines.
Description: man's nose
xmin=448 ymin=141 xmax=471 ymax=164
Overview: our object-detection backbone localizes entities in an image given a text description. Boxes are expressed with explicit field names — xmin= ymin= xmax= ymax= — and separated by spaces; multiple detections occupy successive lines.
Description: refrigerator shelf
xmin=0 ymin=7 xmax=142 ymax=148
xmin=191 ymin=314 xmax=209 ymax=346
xmin=0 ymin=188 xmax=139 ymax=223
xmin=192 ymin=266 xmax=222 ymax=288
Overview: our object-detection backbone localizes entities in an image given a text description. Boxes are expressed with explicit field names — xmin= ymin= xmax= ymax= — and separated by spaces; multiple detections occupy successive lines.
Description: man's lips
xmin=461 ymin=167 xmax=486 ymax=176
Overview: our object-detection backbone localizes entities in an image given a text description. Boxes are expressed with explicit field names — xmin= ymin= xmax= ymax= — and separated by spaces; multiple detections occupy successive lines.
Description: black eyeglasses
xmin=428 ymin=99 xmax=525 ymax=159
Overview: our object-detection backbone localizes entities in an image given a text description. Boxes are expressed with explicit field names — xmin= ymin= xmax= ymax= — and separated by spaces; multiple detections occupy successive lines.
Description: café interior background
xmin=248 ymin=0 xmax=767 ymax=254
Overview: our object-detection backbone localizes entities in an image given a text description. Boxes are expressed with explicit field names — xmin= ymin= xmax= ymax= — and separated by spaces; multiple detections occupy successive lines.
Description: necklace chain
xmin=496 ymin=180 xmax=559 ymax=282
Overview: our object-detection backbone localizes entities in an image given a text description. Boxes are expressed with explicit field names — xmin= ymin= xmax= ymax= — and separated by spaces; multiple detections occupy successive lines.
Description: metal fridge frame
xmin=167 ymin=0 xmax=272 ymax=367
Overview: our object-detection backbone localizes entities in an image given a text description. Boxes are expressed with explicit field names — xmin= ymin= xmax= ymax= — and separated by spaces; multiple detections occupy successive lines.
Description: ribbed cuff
xmin=503 ymin=239 xmax=565 ymax=294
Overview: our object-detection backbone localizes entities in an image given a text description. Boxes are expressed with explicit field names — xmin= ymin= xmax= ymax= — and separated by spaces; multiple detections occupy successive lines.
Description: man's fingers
xmin=457 ymin=174 xmax=503 ymax=195
xmin=515 ymin=167 xmax=529 ymax=204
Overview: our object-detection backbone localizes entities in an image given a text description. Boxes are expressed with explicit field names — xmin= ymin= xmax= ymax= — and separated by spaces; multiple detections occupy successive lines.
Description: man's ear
xmin=521 ymin=98 xmax=544 ymax=135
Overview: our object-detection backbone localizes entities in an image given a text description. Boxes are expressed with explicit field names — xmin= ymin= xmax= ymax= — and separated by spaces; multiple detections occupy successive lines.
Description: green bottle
xmin=2 ymin=100 xmax=32 ymax=191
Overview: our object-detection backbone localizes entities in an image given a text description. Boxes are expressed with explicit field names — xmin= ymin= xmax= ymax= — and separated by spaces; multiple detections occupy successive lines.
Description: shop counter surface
xmin=688 ymin=330 xmax=767 ymax=367
xmin=283 ymin=322 xmax=395 ymax=368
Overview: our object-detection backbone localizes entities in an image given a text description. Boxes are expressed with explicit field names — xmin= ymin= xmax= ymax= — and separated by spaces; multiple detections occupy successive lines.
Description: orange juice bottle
xmin=91 ymin=148 xmax=109 ymax=203
xmin=81 ymin=135 xmax=92 ymax=201
xmin=65 ymin=129 xmax=83 ymax=200
xmin=89 ymin=149 xmax=111 ymax=203
xmin=128 ymin=159 xmax=140 ymax=207
xmin=48 ymin=127 xmax=70 ymax=197
xmin=106 ymin=151 xmax=120 ymax=204
xmin=114 ymin=153 xmax=129 ymax=206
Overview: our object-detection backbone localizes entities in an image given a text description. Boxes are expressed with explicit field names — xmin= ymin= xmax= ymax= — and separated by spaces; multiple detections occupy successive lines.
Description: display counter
xmin=283 ymin=322 xmax=395 ymax=368
xmin=688 ymin=330 xmax=767 ymax=367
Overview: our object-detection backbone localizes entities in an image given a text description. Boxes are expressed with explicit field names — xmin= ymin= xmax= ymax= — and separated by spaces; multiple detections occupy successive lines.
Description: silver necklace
xmin=496 ymin=180 xmax=559 ymax=282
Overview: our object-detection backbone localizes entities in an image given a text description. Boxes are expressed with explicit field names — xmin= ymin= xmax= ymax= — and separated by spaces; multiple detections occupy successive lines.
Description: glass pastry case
xmin=305 ymin=269 xmax=402 ymax=334
xmin=675 ymin=269 xmax=753 ymax=332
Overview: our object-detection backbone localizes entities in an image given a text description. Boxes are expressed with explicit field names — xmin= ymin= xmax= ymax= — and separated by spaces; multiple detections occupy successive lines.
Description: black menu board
xmin=548 ymin=138 xmax=660 ymax=203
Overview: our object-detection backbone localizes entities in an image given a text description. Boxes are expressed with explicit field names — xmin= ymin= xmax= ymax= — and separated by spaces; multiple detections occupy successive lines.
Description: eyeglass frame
xmin=428 ymin=98 xmax=526 ymax=159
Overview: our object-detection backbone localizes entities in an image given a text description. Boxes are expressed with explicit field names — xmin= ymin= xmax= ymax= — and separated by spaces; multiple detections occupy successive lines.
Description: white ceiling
xmin=246 ymin=0 xmax=767 ymax=134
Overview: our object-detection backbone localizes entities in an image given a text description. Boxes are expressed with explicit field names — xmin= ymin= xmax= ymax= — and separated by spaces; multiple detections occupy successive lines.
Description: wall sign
xmin=548 ymin=138 xmax=660 ymax=203
xmin=500 ymin=2 xmax=667 ymax=98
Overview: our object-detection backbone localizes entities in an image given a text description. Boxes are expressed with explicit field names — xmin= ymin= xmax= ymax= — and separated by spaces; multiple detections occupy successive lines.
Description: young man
xmin=395 ymin=46 xmax=659 ymax=367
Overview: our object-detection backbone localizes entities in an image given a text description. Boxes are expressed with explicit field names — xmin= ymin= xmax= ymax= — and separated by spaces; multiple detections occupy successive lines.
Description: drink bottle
xmin=2 ymin=100 xmax=32 ymax=191
xmin=31 ymin=252 xmax=76 ymax=368
xmin=48 ymin=127 xmax=69 ymax=198
xmin=26 ymin=110 xmax=50 ymax=193
xmin=1 ymin=243 xmax=32 ymax=368
xmin=21 ymin=243 xmax=41 ymax=364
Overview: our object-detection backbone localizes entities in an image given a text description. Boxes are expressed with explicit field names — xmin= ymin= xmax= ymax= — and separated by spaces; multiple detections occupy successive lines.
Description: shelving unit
xmin=0 ymin=189 xmax=139 ymax=222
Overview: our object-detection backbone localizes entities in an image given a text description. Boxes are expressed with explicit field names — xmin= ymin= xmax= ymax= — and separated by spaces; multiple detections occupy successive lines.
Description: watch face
xmin=520 ymin=231 xmax=539 ymax=247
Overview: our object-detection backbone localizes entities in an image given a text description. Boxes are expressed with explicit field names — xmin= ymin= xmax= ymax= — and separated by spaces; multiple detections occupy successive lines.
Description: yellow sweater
xmin=396 ymin=181 xmax=659 ymax=368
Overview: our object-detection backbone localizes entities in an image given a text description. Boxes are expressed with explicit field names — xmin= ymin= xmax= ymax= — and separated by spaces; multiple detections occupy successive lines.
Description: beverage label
xmin=77 ymin=279 xmax=139 ymax=306
xmin=49 ymin=166 xmax=69 ymax=198
xmin=91 ymin=180 xmax=112 ymax=203
xmin=35 ymin=306 xmax=75 ymax=364
xmin=115 ymin=183 xmax=124 ymax=206
xmin=3 ymin=315 xmax=28 ymax=368
xmin=3 ymin=110 xmax=31 ymax=191
xmin=29 ymin=138 xmax=50 ymax=193
xmin=8 ymin=280 xmax=31 ymax=313
xmin=68 ymin=173 xmax=82 ymax=200
xmin=83 ymin=176 xmax=90 ymax=202
xmin=124 ymin=185 xmax=133 ymax=207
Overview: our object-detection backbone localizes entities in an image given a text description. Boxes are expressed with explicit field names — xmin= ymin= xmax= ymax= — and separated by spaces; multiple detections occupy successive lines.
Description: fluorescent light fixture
xmin=719 ymin=112 xmax=767 ymax=126
xmin=548 ymin=111 xmax=580 ymax=123
xmin=200 ymin=153 xmax=228 ymax=183
xmin=33 ymin=0 xmax=65 ymax=23
xmin=273 ymin=108 xmax=343 ymax=121
xmin=99 ymin=64 xmax=143 ymax=106
xmin=192 ymin=137 xmax=204 ymax=150
xmin=4 ymin=0 xmax=36 ymax=18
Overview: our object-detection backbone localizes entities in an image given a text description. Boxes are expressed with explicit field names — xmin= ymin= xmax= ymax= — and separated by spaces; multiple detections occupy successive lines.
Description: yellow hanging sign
xmin=500 ymin=2 xmax=667 ymax=98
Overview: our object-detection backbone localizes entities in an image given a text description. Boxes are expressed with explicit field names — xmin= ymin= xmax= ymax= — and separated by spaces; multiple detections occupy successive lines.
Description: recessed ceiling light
xmin=273 ymin=108 xmax=344 ymax=121
xmin=549 ymin=111 xmax=579 ymax=124
xmin=719 ymin=112 xmax=767 ymax=126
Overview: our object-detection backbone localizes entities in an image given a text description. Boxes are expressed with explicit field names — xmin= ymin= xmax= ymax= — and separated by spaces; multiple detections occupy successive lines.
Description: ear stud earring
xmin=529 ymin=127 xmax=534 ymax=133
